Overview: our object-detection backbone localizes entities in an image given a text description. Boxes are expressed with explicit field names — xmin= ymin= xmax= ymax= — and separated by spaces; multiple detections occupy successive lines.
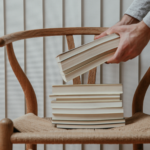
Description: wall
xmin=0 ymin=0 xmax=149 ymax=150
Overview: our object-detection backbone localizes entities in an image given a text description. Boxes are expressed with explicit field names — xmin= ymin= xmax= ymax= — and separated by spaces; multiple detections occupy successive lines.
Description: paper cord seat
xmin=11 ymin=112 xmax=150 ymax=144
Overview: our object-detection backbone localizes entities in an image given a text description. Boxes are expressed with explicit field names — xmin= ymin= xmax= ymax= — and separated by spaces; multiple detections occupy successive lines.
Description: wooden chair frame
xmin=0 ymin=27 xmax=149 ymax=150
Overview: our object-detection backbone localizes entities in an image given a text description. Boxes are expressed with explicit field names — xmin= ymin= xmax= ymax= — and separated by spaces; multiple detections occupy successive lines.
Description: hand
xmin=95 ymin=15 xmax=150 ymax=63
xmin=104 ymin=21 xmax=150 ymax=63
xmin=95 ymin=14 xmax=139 ymax=39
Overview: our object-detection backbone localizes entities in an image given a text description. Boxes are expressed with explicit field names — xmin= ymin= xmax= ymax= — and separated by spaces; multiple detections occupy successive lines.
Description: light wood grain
xmin=133 ymin=144 xmax=143 ymax=150
xmin=66 ymin=35 xmax=81 ymax=84
xmin=26 ymin=144 xmax=37 ymax=150
xmin=6 ymin=43 xmax=37 ymax=150
xmin=0 ymin=27 xmax=107 ymax=47
xmin=132 ymin=67 xmax=150 ymax=115
xmin=0 ymin=118 xmax=13 ymax=150
xmin=6 ymin=43 xmax=37 ymax=115
xmin=131 ymin=68 xmax=150 ymax=150
xmin=88 ymin=68 xmax=97 ymax=84
xmin=87 ymin=36 xmax=97 ymax=84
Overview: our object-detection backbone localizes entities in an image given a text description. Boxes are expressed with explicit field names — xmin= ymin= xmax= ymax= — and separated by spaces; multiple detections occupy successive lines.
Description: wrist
xmin=120 ymin=14 xmax=139 ymax=25
xmin=139 ymin=21 xmax=150 ymax=39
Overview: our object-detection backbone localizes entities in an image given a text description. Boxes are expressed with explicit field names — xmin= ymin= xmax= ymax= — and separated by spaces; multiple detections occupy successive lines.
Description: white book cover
xmin=62 ymin=51 xmax=115 ymax=82
xmin=56 ymin=34 xmax=119 ymax=62
xmin=52 ymin=119 xmax=125 ymax=125
xmin=52 ymin=84 xmax=122 ymax=95
xmin=52 ymin=107 xmax=123 ymax=114
xmin=57 ymin=123 xmax=125 ymax=129
xmin=51 ymin=100 xmax=122 ymax=108
xmin=52 ymin=113 xmax=124 ymax=121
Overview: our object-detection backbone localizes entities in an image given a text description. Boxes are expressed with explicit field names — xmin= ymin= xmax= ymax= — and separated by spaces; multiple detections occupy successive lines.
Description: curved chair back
xmin=1 ymin=27 xmax=149 ymax=117
xmin=0 ymin=27 xmax=107 ymax=115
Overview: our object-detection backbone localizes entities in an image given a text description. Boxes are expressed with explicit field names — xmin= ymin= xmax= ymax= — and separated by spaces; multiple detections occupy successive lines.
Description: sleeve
xmin=125 ymin=0 xmax=150 ymax=21
xmin=143 ymin=12 xmax=150 ymax=28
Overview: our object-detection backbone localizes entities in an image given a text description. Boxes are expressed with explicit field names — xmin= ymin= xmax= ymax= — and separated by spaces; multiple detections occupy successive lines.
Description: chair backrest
xmin=1 ymin=27 xmax=107 ymax=116
xmin=1 ymin=27 xmax=150 ymax=117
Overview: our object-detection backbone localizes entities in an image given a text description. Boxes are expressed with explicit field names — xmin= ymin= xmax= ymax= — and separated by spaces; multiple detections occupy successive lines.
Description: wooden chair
xmin=0 ymin=27 xmax=149 ymax=150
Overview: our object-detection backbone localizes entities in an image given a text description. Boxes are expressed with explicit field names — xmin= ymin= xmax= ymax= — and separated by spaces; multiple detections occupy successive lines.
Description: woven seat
xmin=0 ymin=27 xmax=149 ymax=150
xmin=11 ymin=112 xmax=150 ymax=144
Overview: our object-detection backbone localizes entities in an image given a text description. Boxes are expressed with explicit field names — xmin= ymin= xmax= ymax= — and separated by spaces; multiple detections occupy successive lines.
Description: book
xmin=56 ymin=34 xmax=119 ymax=62
xmin=59 ymin=49 xmax=116 ymax=74
xmin=51 ymin=100 xmax=122 ymax=108
xmin=52 ymin=107 xmax=123 ymax=114
xmin=58 ymin=39 xmax=119 ymax=72
xmin=56 ymin=34 xmax=120 ymax=82
xmin=62 ymin=51 xmax=115 ymax=82
xmin=52 ymin=84 xmax=122 ymax=95
xmin=57 ymin=123 xmax=125 ymax=129
xmin=52 ymin=113 xmax=124 ymax=121
xmin=50 ymin=84 xmax=124 ymax=129
xmin=52 ymin=119 xmax=125 ymax=125
xmin=49 ymin=94 xmax=120 ymax=99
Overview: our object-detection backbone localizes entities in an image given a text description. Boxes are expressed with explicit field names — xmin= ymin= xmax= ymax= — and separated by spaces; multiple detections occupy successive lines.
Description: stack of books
xmin=56 ymin=34 xmax=120 ymax=82
xmin=50 ymin=84 xmax=125 ymax=129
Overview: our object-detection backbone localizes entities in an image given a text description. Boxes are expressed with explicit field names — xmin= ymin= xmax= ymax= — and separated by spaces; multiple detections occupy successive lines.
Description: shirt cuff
xmin=143 ymin=12 xmax=150 ymax=28
xmin=124 ymin=0 xmax=150 ymax=21
xmin=125 ymin=9 xmax=143 ymax=21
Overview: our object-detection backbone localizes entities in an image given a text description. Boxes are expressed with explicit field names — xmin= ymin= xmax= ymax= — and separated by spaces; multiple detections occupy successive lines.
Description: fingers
xmin=94 ymin=31 xmax=108 ymax=40
xmin=95 ymin=26 xmax=122 ymax=40
xmin=106 ymin=48 xmax=137 ymax=64
xmin=106 ymin=41 xmax=127 ymax=64
xmin=106 ymin=56 xmax=118 ymax=64
xmin=96 ymin=26 xmax=126 ymax=64
xmin=106 ymin=52 xmax=126 ymax=63
xmin=122 ymin=55 xmax=137 ymax=62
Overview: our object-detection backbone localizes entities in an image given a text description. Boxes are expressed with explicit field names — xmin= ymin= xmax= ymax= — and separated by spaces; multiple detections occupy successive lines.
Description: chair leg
xmin=26 ymin=144 xmax=37 ymax=150
xmin=133 ymin=144 xmax=143 ymax=150
xmin=0 ymin=118 xmax=13 ymax=150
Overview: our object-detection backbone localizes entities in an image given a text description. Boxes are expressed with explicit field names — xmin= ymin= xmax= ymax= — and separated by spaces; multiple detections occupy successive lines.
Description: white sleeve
xmin=125 ymin=0 xmax=150 ymax=21
xmin=143 ymin=12 xmax=150 ymax=28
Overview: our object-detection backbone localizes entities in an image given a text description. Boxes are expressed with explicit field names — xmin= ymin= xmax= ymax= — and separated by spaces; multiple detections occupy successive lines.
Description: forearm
xmin=125 ymin=0 xmax=150 ymax=29
xmin=125 ymin=0 xmax=150 ymax=21
xmin=119 ymin=14 xmax=139 ymax=25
